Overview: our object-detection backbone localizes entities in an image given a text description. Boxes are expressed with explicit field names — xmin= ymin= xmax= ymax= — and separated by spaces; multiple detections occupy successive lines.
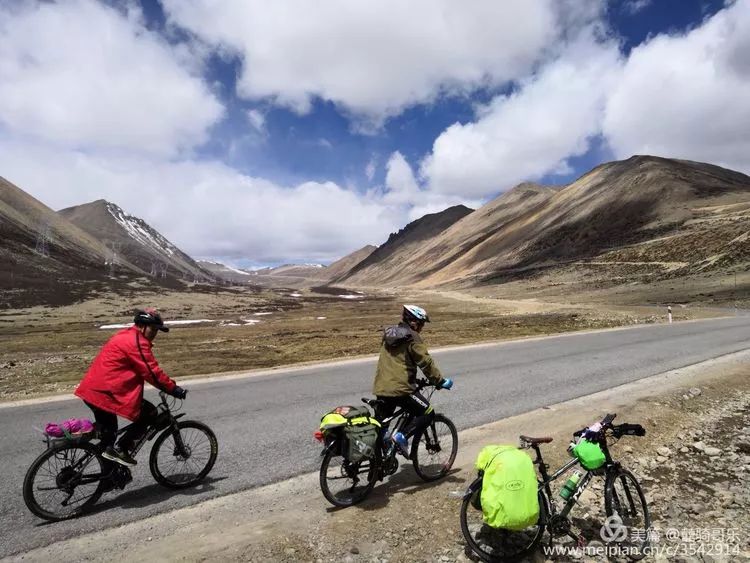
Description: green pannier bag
xmin=345 ymin=423 xmax=380 ymax=462
xmin=319 ymin=406 xmax=381 ymax=463
xmin=572 ymin=439 xmax=606 ymax=470
xmin=475 ymin=445 xmax=539 ymax=530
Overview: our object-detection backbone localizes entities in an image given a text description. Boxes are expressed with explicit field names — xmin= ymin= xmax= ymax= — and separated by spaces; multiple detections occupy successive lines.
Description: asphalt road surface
xmin=1 ymin=316 xmax=749 ymax=557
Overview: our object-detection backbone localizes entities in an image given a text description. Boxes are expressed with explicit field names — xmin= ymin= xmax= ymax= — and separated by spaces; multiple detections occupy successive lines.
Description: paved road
xmin=1 ymin=316 xmax=749 ymax=557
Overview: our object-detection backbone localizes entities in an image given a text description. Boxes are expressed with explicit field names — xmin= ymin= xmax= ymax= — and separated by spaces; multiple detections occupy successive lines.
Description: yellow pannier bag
xmin=475 ymin=445 xmax=539 ymax=530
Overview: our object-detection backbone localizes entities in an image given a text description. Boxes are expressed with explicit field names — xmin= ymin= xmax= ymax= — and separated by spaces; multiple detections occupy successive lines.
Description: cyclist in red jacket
xmin=75 ymin=309 xmax=186 ymax=466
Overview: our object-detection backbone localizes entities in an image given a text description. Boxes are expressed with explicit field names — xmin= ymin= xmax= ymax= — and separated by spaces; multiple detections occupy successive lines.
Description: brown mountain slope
xmin=0 ymin=177 xmax=143 ymax=305
xmin=59 ymin=200 xmax=211 ymax=283
xmin=442 ymin=155 xmax=750 ymax=286
xmin=338 ymin=189 xmax=552 ymax=286
xmin=338 ymin=156 xmax=750 ymax=288
xmin=233 ymin=246 xmax=376 ymax=288
xmin=324 ymin=245 xmax=376 ymax=280
xmin=337 ymin=204 xmax=473 ymax=285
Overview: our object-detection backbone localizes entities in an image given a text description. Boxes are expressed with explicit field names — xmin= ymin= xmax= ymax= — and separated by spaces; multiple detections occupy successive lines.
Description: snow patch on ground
xmin=99 ymin=319 xmax=214 ymax=330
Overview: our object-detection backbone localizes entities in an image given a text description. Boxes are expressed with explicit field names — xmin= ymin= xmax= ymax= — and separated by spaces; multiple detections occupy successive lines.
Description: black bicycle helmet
xmin=133 ymin=308 xmax=169 ymax=332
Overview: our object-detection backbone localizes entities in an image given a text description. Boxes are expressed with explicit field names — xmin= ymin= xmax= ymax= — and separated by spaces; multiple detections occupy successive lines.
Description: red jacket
xmin=75 ymin=326 xmax=177 ymax=421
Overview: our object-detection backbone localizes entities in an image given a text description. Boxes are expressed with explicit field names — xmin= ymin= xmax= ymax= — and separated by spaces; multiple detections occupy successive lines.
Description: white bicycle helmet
xmin=403 ymin=304 xmax=430 ymax=323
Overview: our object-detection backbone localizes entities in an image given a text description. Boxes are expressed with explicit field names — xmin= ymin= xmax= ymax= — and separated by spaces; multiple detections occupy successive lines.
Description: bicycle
xmin=460 ymin=413 xmax=650 ymax=562
xmin=317 ymin=379 xmax=458 ymax=507
xmin=23 ymin=391 xmax=218 ymax=521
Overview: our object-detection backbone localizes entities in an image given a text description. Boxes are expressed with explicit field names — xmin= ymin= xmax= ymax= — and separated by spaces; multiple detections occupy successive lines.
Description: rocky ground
xmin=247 ymin=377 xmax=750 ymax=562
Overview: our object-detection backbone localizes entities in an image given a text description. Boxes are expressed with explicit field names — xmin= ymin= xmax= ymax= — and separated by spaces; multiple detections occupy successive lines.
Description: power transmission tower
xmin=105 ymin=241 xmax=122 ymax=277
xmin=158 ymin=262 xmax=168 ymax=279
xmin=34 ymin=223 xmax=51 ymax=257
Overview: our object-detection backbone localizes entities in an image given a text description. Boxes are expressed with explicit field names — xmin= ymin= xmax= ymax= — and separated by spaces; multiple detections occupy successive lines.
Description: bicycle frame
xmin=528 ymin=429 xmax=623 ymax=536
xmin=64 ymin=394 xmax=187 ymax=486
xmin=125 ymin=397 xmax=187 ymax=457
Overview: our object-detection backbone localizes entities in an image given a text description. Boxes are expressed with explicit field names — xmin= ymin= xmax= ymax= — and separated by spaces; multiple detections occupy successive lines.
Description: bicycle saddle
xmin=520 ymin=435 xmax=553 ymax=444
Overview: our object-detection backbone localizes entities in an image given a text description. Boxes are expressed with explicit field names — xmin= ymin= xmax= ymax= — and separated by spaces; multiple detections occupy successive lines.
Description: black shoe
xmin=102 ymin=447 xmax=137 ymax=467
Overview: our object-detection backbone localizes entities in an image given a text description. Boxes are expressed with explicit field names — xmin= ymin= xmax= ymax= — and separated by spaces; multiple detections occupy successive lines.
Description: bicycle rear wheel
xmin=319 ymin=448 xmax=377 ymax=507
xmin=412 ymin=413 xmax=458 ymax=481
xmin=460 ymin=478 xmax=547 ymax=563
xmin=23 ymin=442 xmax=107 ymax=521
xmin=150 ymin=421 xmax=218 ymax=489
xmin=604 ymin=467 xmax=650 ymax=560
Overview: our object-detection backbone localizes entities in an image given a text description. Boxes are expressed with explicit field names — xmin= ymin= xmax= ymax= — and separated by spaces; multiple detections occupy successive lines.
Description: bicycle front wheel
xmin=460 ymin=478 xmax=547 ymax=563
xmin=604 ymin=467 xmax=650 ymax=560
xmin=319 ymin=448 xmax=377 ymax=507
xmin=412 ymin=413 xmax=458 ymax=481
xmin=23 ymin=442 xmax=107 ymax=521
xmin=150 ymin=421 xmax=218 ymax=489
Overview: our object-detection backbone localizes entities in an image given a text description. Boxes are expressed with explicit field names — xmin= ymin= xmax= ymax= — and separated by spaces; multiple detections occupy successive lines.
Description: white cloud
xmin=622 ymin=0 xmax=652 ymax=15
xmin=0 ymin=0 xmax=223 ymax=157
xmin=161 ymin=0 xmax=567 ymax=122
xmin=421 ymin=31 xmax=622 ymax=198
xmin=365 ymin=157 xmax=377 ymax=182
xmin=383 ymin=152 xmax=481 ymax=219
xmin=603 ymin=0 xmax=750 ymax=173
xmin=0 ymin=138 xmax=405 ymax=263
xmin=384 ymin=152 xmax=420 ymax=205
xmin=245 ymin=109 xmax=266 ymax=134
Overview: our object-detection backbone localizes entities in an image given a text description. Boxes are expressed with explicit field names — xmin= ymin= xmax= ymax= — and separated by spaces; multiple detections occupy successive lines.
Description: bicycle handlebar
xmin=159 ymin=389 xmax=188 ymax=404
xmin=573 ymin=413 xmax=645 ymax=440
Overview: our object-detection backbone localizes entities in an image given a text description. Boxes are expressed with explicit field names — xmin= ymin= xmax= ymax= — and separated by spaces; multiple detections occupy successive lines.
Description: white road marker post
xmin=667 ymin=305 xmax=673 ymax=324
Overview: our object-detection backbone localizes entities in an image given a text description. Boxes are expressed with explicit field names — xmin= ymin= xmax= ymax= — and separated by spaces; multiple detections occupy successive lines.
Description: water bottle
xmin=560 ymin=470 xmax=582 ymax=500
xmin=383 ymin=428 xmax=394 ymax=456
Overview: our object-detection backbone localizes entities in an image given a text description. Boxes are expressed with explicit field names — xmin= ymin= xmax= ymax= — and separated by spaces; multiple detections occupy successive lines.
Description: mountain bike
xmin=318 ymin=379 xmax=458 ymax=507
xmin=460 ymin=413 xmax=649 ymax=562
xmin=23 ymin=391 xmax=218 ymax=521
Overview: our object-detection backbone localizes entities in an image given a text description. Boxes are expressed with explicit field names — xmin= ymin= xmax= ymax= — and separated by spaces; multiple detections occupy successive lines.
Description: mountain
xmin=226 ymin=246 xmax=377 ymax=288
xmin=59 ymin=200 xmax=211 ymax=283
xmin=338 ymin=156 xmax=750 ymax=288
xmin=249 ymin=263 xmax=328 ymax=288
xmin=197 ymin=260 xmax=254 ymax=283
xmin=0 ymin=177 xmax=144 ymax=306
xmin=325 ymin=245 xmax=377 ymax=281
xmin=338 ymin=205 xmax=473 ymax=285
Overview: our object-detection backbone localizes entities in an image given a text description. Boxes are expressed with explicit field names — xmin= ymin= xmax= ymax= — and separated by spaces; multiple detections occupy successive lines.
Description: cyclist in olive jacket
xmin=372 ymin=305 xmax=453 ymax=457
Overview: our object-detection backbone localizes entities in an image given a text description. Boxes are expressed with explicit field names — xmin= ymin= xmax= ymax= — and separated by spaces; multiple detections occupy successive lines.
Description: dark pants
xmin=85 ymin=400 xmax=158 ymax=453
xmin=375 ymin=391 xmax=433 ymax=439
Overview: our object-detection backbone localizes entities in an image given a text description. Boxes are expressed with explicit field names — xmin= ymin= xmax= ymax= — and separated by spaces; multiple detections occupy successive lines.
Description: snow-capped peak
xmin=106 ymin=202 xmax=177 ymax=257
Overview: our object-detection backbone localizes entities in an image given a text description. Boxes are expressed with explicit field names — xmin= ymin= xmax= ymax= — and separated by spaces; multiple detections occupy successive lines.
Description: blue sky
xmin=0 ymin=0 xmax=748 ymax=266
xmin=140 ymin=0 xmax=727 ymax=189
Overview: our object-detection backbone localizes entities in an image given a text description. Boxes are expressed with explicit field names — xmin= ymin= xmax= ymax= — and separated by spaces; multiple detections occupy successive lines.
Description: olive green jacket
xmin=373 ymin=322 xmax=443 ymax=397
